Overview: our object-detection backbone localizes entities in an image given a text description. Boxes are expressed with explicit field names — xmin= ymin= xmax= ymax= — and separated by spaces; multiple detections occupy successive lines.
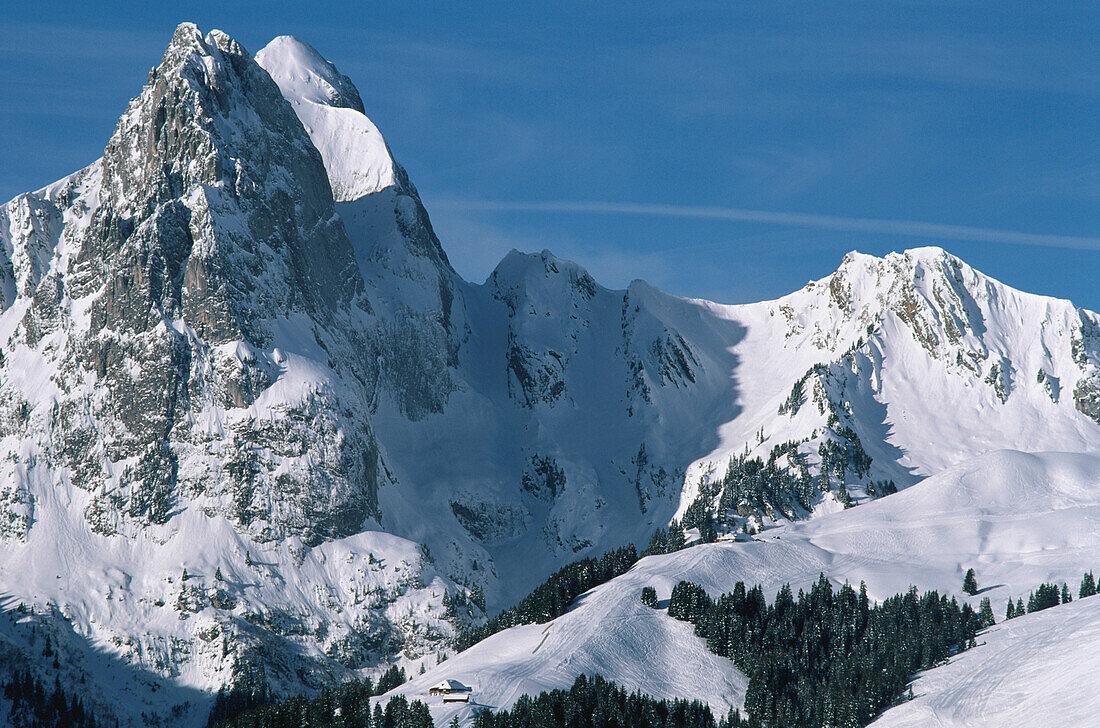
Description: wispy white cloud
xmin=433 ymin=199 xmax=1100 ymax=252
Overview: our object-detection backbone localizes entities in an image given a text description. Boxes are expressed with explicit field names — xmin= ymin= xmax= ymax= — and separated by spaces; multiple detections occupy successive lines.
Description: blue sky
xmin=2 ymin=2 xmax=1098 ymax=308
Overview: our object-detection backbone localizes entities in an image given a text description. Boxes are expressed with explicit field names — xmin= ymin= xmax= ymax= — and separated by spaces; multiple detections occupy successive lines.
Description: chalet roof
xmin=431 ymin=679 xmax=471 ymax=691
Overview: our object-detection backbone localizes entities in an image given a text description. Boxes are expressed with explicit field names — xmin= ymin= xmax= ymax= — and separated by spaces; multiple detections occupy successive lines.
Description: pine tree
xmin=978 ymin=597 xmax=995 ymax=627
xmin=469 ymin=583 xmax=486 ymax=612
xmin=962 ymin=568 xmax=978 ymax=595
xmin=1026 ymin=583 xmax=1061 ymax=613
xmin=1061 ymin=583 xmax=1072 ymax=604
xmin=376 ymin=665 xmax=406 ymax=694
xmin=667 ymin=519 xmax=686 ymax=552
xmin=1081 ymin=571 xmax=1097 ymax=598
xmin=640 ymin=586 xmax=659 ymax=608
xmin=407 ymin=700 xmax=433 ymax=728
xmin=644 ymin=527 xmax=669 ymax=556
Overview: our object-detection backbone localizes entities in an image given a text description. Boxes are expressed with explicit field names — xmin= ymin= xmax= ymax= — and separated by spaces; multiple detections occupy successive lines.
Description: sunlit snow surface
xmin=872 ymin=594 xmax=1100 ymax=727
xmin=257 ymin=35 xmax=396 ymax=201
xmin=380 ymin=450 xmax=1100 ymax=725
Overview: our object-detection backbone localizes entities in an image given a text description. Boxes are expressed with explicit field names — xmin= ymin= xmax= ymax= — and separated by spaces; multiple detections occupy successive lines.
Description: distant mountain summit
xmin=1 ymin=23 xmax=1099 ymax=727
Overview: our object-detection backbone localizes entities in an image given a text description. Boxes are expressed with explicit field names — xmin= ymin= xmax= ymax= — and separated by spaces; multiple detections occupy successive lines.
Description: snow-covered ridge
xmin=673 ymin=243 xmax=1100 ymax=520
xmin=256 ymin=36 xmax=365 ymax=112
xmin=257 ymin=36 xmax=396 ymax=201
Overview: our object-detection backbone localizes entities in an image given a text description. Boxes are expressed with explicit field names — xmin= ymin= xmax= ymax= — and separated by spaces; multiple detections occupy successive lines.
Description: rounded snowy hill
xmin=384 ymin=449 xmax=1100 ymax=725
xmin=871 ymin=592 xmax=1100 ymax=727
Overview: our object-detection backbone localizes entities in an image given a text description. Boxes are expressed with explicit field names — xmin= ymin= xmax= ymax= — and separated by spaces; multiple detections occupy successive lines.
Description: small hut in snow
xmin=429 ymin=679 xmax=472 ymax=696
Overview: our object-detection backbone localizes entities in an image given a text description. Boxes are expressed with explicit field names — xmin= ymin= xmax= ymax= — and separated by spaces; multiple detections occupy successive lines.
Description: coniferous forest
xmin=666 ymin=574 xmax=980 ymax=728
xmin=208 ymin=675 xmax=429 ymax=728
xmin=207 ymin=667 xmax=407 ymax=728
xmin=469 ymin=674 xmax=725 ymax=728
xmin=3 ymin=671 xmax=99 ymax=728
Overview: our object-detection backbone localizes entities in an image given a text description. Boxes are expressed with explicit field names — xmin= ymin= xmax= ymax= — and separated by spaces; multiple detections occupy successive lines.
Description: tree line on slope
xmin=207 ymin=665 xmax=407 ymax=728
xmin=211 ymin=691 xmax=433 ymax=728
xmin=211 ymin=672 xmax=733 ymax=728
xmin=1003 ymin=571 xmax=1098 ymax=620
xmin=470 ymin=674 xmax=735 ymax=728
xmin=665 ymin=575 xmax=980 ymax=728
xmin=209 ymin=668 xmax=422 ymax=728
xmin=3 ymin=670 xmax=101 ymax=728
xmin=453 ymin=545 xmax=639 ymax=650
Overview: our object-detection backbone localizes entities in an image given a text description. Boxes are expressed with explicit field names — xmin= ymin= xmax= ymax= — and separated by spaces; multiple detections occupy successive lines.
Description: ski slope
xmin=379 ymin=449 xmax=1100 ymax=725
xmin=376 ymin=545 xmax=749 ymax=726
xmin=873 ymin=593 xmax=1100 ymax=727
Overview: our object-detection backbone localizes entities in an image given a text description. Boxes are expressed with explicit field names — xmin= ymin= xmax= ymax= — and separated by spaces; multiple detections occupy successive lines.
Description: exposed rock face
xmin=1 ymin=24 xmax=388 ymax=545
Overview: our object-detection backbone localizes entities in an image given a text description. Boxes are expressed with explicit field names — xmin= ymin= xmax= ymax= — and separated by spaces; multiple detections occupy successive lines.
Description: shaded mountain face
xmin=2 ymin=22 xmax=1100 ymax=727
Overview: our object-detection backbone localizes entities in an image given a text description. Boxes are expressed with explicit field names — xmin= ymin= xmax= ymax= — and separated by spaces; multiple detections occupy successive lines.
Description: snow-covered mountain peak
xmin=487 ymin=248 xmax=602 ymax=311
xmin=94 ymin=22 xmax=362 ymax=344
xmin=256 ymin=36 xmax=396 ymax=202
xmin=256 ymin=36 xmax=365 ymax=113
xmin=770 ymin=244 xmax=1094 ymax=368
xmin=687 ymin=245 xmax=1100 ymax=514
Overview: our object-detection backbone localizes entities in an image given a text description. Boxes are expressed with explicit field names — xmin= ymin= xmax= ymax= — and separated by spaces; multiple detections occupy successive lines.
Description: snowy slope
xmin=675 ymin=248 xmax=1100 ymax=515
xmin=382 ymin=449 xmax=1100 ymax=725
xmin=256 ymin=36 xmax=395 ymax=202
xmin=376 ymin=544 xmax=750 ymax=727
xmin=872 ymin=594 xmax=1100 ymax=728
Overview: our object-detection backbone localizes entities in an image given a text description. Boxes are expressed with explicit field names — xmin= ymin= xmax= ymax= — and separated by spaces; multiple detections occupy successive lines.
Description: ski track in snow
xmin=873 ymin=594 xmax=1100 ymax=727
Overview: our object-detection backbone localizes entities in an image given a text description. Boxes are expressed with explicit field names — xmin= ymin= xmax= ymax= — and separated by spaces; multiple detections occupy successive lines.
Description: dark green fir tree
xmin=962 ymin=568 xmax=978 ymax=595
xmin=1080 ymin=571 xmax=1097 ymax=599
xmin=979 ymin=597 xmax=995 ymax=627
